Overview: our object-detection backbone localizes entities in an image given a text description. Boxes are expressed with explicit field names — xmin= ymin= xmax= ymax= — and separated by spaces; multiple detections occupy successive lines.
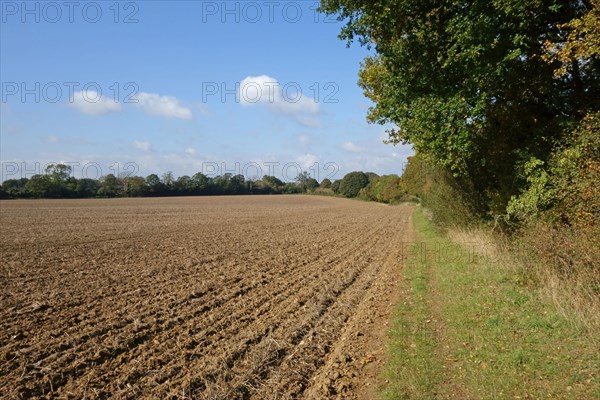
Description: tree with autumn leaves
xmin=320 ymin=0 xmax=599 ymax=218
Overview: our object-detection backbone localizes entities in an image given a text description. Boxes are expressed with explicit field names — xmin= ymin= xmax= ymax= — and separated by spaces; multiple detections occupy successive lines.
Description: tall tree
xmin=296 ymin=171 xmax=319 ymax=192
xmin=320 ymin=0 xmax=599 ymax=214
xmin=339 ymin=171 xmax=369 ymax=197
xmin=146 ymin=174 xmax=164 ymax=195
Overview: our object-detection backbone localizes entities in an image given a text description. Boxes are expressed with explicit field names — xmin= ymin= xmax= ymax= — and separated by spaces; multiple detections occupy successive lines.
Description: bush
xmin=359 ymin=175 xmax=407 ymax=203
xmin=338 ymin=171 xmax=369 ymax=198
xmin=401 ymin=154 xmax=481 ymax=226
xmin=509 ymin=112 xmax=600 ymax=298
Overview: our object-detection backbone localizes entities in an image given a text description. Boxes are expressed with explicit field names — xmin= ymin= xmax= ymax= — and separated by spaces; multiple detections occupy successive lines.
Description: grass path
xmin=380 ymin=207 xmax=599 ymax=399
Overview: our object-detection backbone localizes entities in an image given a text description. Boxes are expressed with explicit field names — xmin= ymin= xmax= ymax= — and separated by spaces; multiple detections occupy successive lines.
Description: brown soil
xmin=0 ymin=195 xmax=413 ymax=399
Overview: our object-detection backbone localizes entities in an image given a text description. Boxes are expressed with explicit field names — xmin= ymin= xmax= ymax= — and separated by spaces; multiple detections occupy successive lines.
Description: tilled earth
xmin=0 ymin=195 xmax=412 ymax=399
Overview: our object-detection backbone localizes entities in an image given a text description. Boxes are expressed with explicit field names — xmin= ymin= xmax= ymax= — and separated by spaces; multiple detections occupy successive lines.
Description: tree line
xmin=320 ymin=0 xmax=599 ymax=222
xmin=0 ymin=163 xmax=408 ymax=202
xmin=0 ymin=164 xmax=302 ymax=198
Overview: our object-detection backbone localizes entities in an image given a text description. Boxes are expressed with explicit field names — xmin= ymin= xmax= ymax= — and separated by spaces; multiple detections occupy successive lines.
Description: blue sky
xmin=0 ymin=1 xmax=413 ymax=182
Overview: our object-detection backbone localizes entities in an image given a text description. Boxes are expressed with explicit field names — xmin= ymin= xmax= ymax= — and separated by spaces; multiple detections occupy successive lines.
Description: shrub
xmin=401 ymin=154 xmax=481 ymax=226
xmin=338 ymin=171 xmax=369 ymax=198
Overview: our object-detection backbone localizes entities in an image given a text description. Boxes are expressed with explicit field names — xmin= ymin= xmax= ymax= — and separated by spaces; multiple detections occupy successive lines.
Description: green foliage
xmin=253 ymin=175 xmax=284 ymax=194
xmin=76 ymin=178 xmax=100 ymax=197
xmin=401 ymin=154 xmax=481 ymax=226
xmin=98 ymin=174 xmax=120 ymax=197
xmin=229 ymin=174 xmax=246 ymax=193
xmin=359 ymin=174 xmax=406 ymax=203
xmin=145 ymin=174 xmax=163 ymax=195
xmin=0 ymin=171 xmax=306 ymax=199
xmin=161 ymin=171 xmax=175 ymax=187
xmin=503 ymin=113 xmax=599 ymax=313
xmin=24 ymin=175 xmax=52 ymax=198
xmin=320 ymin=0 xmax=599 ymax=214
xmin=508 ymin=111 xmax=600 ymax=228
xmin=192 ymin=172 xmax=210 ymax=193
xmin=364 ymin=172 xmax=379 ymax=182
xmin=543 ymin=0 xmax=600 ymax=81
xmin=282 ymin=182 xmax=303 ymax=194
xmin=330 ymin=179 xmax=341 ymax=193
xmin=506 ymin=158 xmax=553 ymax=222
xmin=382 ymin=208 xmax=600 ymax=398
xmin=319 ymin=178 xmax=332 ymax=189
xmin=2 ymin=178 xmax=29 ymax=198
xmin=312 ymin=187 xmax=338 ymax=197
xmin=338 ymin=171 xmax=370 ymax=198
xmin=174 ymin=175 xmax=192 ymax=193
xmin=295 ymin=171 xmax=319 ymax=193
xmin=125 ymin=176 xmax=148 ymax=197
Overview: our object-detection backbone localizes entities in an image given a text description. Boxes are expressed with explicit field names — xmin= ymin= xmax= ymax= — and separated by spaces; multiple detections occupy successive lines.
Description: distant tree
xmin=64 ymin=177 xmax=78 ymax=197
xmin=174 ymin=175 xmax=193 ymax=194
xmin=191 ymin=172 xmax=210 ymax=194
xmin=76 ymin=178 xmax=100 ymax=197
xmin=45 ymin=164 xmax=72 ymax=182
xmin=162 ymin=171 xmax=175 ymax=193
xmin=229 ymin=174 xmax=246 ymax=194
xmin=319 ymin=178 xmax=332 ymax=189
xmin=2 ymin=178 xmax=29 ymax=198
xmin=213 ymin=173 xmax=232 ymax=194
xmin=360 ymin=174 xmax=405 ymax=203
xmin=257 ymin=175 xmax=284 ymax=194
xmin=263 ymin=175 xmax=284 ymax=187
xmin=25 ymin=175 xmax=52 ymax=198
xmin=98 ymin=174 xmax=120 ymax=197
xmin=365 ymin=172 xmax=379 ymax=182
xmin=283 ymin=182 xmax=302 ymax=194
xmin=245 ymin=179 xmax=257 ymax=193
xmin=127 ymin=176 xmax=148 ymax=197
xmin=146 ymin=174 xmax=164 ymax=195
xmin=41 ymin=164 xmax=74 ymax=197
xmin=339 ymin=171 xmax=369 ymax=198
xmin=331 ymin=180 xmax=341 ymax=194
xmin=296 ymin=171 xmax=319 ymax=192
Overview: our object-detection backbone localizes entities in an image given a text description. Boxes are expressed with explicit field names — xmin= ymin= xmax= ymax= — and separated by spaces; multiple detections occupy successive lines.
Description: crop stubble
xmin=0 ymin=195 xmax=412 ymax=399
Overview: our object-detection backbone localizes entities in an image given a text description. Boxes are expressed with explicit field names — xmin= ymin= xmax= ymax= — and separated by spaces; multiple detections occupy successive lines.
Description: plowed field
xmin=0 ymin=196 xmax=412 ymax=399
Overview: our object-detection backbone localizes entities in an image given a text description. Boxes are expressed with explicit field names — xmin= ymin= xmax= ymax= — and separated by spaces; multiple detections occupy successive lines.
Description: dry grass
xmin=447 ymin=224 xmax=600 ymax=341
xmin=517 ymin=222 xmax=600 ymax=339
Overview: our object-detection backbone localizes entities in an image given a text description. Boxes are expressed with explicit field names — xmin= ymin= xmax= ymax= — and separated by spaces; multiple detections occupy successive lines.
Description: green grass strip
xmin=380 ymin=207 xmax=599 ymax=399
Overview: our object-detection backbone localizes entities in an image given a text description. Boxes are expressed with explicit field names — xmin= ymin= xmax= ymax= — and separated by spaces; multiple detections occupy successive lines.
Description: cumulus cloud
xmin=69 ymin=90 xmax=122 ymax=116
xmin=133 ymin=92 xmax=193 ymax=120
xmin=132 ymin=140 xmax=152 ymax=152
xmin=238 ymin=75 xmax=320 ymax=125
xmin=342 ymin=141 xmax=367 ymax=153
xmin=296 ymin=153 xmax=319 ymax=170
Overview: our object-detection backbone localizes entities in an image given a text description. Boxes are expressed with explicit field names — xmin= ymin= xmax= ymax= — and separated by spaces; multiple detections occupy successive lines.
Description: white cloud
xmin=132 ymin=140 xmax=152 ymax=152
xmin=342 ymin=141 xmax=367 ymax=153
xmin=69 ymin=90 xmax=122 ymax=116
xmin=46 ymin=135 xmax=60 ymax=143
xmin=239 ymin=75 xmax=320 ymax=125
xmin=296 ymin=153 xmax=319 ymax=170
xmin=133 ymin=92 xmax=193 ymax=120
xmin=185 ymin=147 xmax=196 ymax=156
